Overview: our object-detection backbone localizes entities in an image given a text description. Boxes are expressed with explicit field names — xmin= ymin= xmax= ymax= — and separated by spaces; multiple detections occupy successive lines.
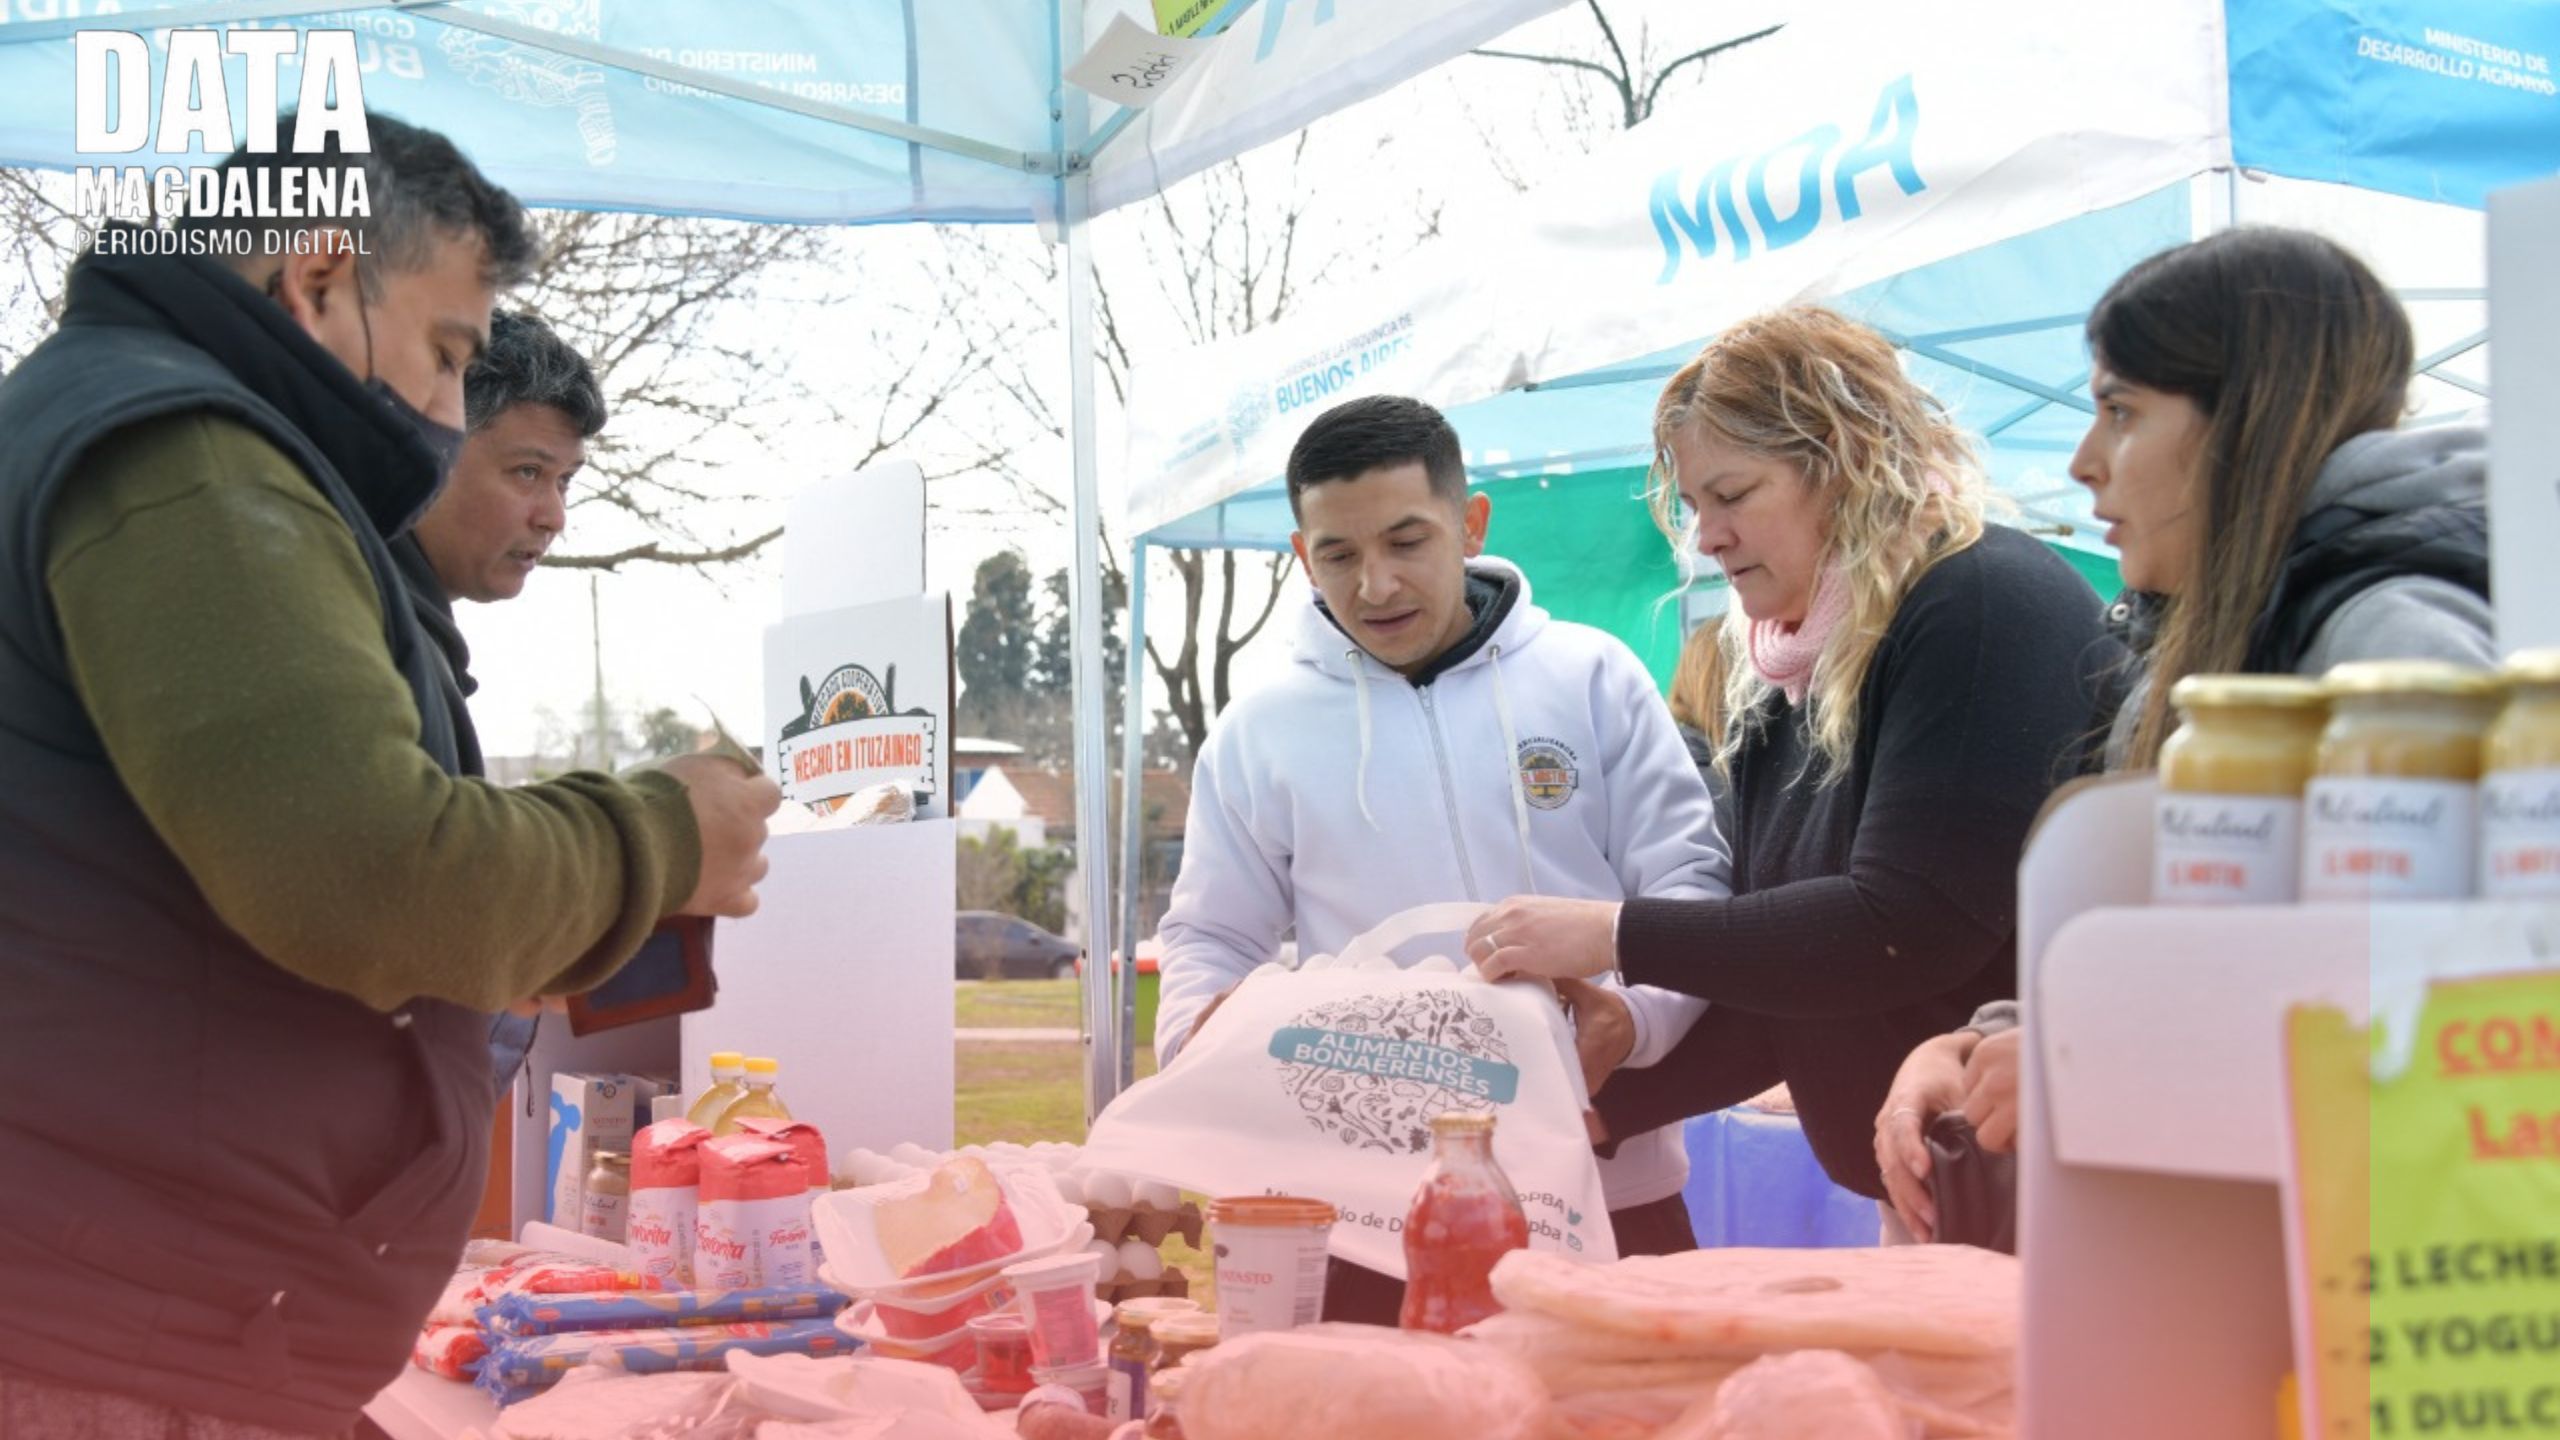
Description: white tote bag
xmin=1080 ymin=905 xmax=1616 ymax=1277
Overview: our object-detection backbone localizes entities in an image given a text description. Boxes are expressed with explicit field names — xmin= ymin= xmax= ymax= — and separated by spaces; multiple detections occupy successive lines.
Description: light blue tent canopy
xmin=0 ymin=0 xmax=1575 ymax=1110
xmin=1124 ymin=0 xmax=2550 ymax=674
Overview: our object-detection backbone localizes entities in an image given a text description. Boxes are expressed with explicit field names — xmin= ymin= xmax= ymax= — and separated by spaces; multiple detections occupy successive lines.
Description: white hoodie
xmin=1155 ymin=558 xmax=1733 ymax=1210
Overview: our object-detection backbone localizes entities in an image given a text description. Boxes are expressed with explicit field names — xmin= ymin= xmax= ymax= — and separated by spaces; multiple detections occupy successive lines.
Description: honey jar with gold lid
xmin=2483 ymin=649 xmax=2560 ymax=899
xmin=2155 ymin=675 xmax=2327 ymax=904
xmin=2302 ymin=661 xmax=2499 ymax=901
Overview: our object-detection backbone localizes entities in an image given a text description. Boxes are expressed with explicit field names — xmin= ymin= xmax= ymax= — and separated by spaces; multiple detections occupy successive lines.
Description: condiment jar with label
xmin=1106 ymin=1304 xmax=1160 ymax=1423
xmin=580 ymin=1151 xmax=630 ymax=1245
xmin=1148 ymin=1312 xmax=1220 ymax=1373
xmin=2483 ymin=650 xmax=2560 ymax=899
xmin=2155 ymin=675 xmax=2327 ymax=905
xmin=2302 ymin=661 xmax=2499 ymax=901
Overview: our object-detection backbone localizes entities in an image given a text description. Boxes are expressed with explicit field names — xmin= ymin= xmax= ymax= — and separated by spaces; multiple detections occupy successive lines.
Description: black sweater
xmin=1597 ymin=525 xmax=2122 ymax=1198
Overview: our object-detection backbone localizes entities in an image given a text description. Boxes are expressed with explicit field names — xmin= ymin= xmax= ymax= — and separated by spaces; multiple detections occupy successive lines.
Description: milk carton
xmin=546 ymin=1072 xmax=668 ymax=1226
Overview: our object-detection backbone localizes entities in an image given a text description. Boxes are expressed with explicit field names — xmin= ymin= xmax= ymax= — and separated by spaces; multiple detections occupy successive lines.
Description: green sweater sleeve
xmin=44 ymin=412 xmax=704 ymax=1013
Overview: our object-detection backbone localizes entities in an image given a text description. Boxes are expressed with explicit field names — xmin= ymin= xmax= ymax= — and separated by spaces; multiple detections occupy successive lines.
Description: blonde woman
xmin=1469 ymin=307 xmax=2121 ymax=1202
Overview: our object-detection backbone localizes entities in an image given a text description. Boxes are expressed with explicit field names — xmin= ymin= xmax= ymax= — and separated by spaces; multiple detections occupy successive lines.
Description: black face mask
xmin=274 ymin=256 xmax=470 ymax=485
xmin=365 ymin=376 xmax=466 ymax=479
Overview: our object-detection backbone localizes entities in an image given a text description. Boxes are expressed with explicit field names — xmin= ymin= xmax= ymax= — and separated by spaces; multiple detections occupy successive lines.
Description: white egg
xmin=1086 ymin=1237 xmax=1123 ymax=1274
xmin=889 ymin=1142 xmax=938 ymax=1167
xmin=1082 ymin=1171 xmax=1134 ymax=1209
xmin=1051 ymin=1170 xmax=1087 ymax=1206
xmin=1133 ymin=1181 xmax=1180 ymax=1211
xmin=1116 ymin=1239 xmax=1164 ymax=1282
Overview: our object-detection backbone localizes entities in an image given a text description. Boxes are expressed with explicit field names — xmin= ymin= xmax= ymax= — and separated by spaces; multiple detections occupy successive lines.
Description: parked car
xmin=957 ymin=911 xmax=1081 ymax=981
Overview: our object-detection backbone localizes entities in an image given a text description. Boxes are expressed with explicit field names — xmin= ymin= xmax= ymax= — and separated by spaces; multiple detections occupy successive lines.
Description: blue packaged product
xmin=479 ymin=1285 xmax=846 ymax=1337
xmin=475 ymin=1317 xmax=853 ymax=1405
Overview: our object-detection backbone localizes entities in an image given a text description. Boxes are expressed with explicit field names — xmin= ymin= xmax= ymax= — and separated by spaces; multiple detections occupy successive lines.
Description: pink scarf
xmin=1745 ymin=561 xmax=1850 ymax=706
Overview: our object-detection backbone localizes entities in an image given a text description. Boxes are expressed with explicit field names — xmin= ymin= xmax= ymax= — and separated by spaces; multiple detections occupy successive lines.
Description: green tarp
xmin=1482 ymin=466 xmax=2124 ymax=690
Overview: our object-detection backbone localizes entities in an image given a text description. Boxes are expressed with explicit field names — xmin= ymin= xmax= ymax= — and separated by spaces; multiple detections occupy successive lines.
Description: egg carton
xmin=1079 ymin=1233 xmax=1188 ymax=1300
xmin=1083 ymin=1200 xmax=1204 ymax=1249
xmin=1096 ymin=1268 xmax=1192 ymax=1307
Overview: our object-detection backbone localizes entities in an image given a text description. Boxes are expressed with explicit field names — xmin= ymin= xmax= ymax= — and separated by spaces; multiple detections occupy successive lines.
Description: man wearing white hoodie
xmin=1153 ymin=395 xmax=1731 ymax=1320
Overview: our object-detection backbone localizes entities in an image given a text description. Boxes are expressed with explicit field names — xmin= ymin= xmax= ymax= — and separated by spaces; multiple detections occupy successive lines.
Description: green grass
xmin=953 ymin=1040 xmax=1160 ymax=1146
xmin=954 ymin=1037 xmax=1210 ymax=1299
xmin=953 ymin=978 xmax=1081 ymax=1030
xmin=954 ymin=974 xmax=1159 ymax=1042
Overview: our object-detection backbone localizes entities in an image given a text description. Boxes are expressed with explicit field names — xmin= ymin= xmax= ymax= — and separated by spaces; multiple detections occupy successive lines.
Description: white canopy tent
xmin=0 ymin=0 xmax=1575 ymax=1113
xmin=1124 ymin=0 xmax=2549 ymax=546
xmin=1114 ymin=1 xmax=2553 ymax=986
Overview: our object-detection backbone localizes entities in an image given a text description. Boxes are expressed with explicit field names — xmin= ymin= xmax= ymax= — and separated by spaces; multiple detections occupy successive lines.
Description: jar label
xmin=580 ymin=1189 xmax=626 ymax=1246
xmin=2302 ymin=779 xmax=2476 ymax=900
xmin=2483 ymin=767 xmax=2560 ymax=899
xmin=2155 ymin=796 xmax=2302 ymax=904
xmin=1106 ymin=1356 xmax=1147 ymax=1422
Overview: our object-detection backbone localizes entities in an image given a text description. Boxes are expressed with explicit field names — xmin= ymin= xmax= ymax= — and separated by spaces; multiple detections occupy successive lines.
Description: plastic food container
xmin=831 ymin=1305 xmax=976 ymax=1369
xmin=860 ymin=1265 xmax=1009 ymax=1340
xmin=1204 ymin=1196 xmax=1336 ymax=1336
xmin=1111 ymin=1296 xmax=1200 ymax=1331
xmin=1006 ymin=1251 xmax=1107 ymax=1369
xmin=965 ymin=1311 xmax=1036 ymax=1395
xmin=1028 ymin=1361 xmax=1112 ymax=1416
xmin=811 ymin=1162 xmax=1086 ymax=1293
xmin=1149 ymin=1312 xmax=1219 ymax=1371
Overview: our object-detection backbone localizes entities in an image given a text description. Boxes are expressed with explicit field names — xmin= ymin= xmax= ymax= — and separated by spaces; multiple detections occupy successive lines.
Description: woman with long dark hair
xmin=1873 ymin=226 xmax=2495 ymax=1239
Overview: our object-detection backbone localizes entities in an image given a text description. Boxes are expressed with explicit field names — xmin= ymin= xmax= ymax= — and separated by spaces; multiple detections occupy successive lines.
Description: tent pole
xmin=1116 ymin=541 xmax=1150 ymax=1087
xmin=1060 ymin=3 xmax=1120 ymax=1123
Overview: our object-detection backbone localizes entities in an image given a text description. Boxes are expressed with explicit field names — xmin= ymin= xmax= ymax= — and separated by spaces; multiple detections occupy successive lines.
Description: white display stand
xmin=365 ymin=1366 xmax=498 ymax=1440
xmin=679 ymin=820 xmax=957 ymax=1159
xmin=2488 ymin=176 xmax=2560 ymax=656
xmin=2017 ymin=774 xmax=2560 ymax=1437
xmin=500 ymin=460 xmax=960 ymax=1231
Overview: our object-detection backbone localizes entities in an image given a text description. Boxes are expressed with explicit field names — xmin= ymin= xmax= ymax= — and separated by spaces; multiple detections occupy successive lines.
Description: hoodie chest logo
xmin=1516 ymin=737 xmax=1581 ymax=811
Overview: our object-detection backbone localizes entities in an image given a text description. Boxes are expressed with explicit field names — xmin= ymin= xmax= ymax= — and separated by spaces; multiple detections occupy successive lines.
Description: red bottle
xmin=1399 ymin=1112 xmax=1531 ymax=1334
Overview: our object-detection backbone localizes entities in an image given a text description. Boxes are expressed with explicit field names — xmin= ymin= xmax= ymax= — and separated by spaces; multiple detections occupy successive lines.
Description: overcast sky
xmin=454 ymin=2 xmax=1791 ymax=761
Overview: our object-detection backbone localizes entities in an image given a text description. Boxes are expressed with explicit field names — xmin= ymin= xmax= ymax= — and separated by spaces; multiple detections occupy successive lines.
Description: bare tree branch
xmin=1468 ymin=47 xmax=1626 ymax=88
xmin=1643 ymin=25 xmax=1785 ymax=114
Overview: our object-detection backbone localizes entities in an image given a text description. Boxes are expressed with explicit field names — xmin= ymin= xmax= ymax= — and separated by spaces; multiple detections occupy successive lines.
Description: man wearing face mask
xmin=0 ymin=115 xmax=780 ymax=1436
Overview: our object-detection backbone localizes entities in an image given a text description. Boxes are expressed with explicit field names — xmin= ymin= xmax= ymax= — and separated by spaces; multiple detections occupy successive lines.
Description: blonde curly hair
xmin=1650 ymin=306 xmax=1995 ymax=782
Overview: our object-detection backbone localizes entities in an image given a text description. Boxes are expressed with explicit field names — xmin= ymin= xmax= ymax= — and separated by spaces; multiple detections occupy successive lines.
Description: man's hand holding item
xmin=663 ymin=752 xmax=783 ymax=919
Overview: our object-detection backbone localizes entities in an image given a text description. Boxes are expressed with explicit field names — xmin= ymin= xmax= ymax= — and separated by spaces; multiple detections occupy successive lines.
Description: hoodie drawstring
xmin=1347 ymin=648 xmax=1380 ymax=831
xmin=1486 ymin=643 xmax=1539 ymax=895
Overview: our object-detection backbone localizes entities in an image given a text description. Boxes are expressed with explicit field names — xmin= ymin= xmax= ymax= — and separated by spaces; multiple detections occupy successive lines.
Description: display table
xmin=1678 ymin=1104 xmax=1875 ymax=1249
xmin=366 ymin=1366 xmax=497 ymax=1440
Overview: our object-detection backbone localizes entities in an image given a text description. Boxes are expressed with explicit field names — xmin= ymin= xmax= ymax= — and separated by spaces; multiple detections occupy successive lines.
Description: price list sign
xmin=2281 ymin=971 xmax=2560 ymax=1438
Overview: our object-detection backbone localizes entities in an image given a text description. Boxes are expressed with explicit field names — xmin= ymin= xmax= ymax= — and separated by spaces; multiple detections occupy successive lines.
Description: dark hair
xmin=1284 ymin=395 xmax=1467 ymax=518
xmin=2087 ymin=226 xmax=2413 ymax=766
xmin=189 ymin=111 xmax=539 ymax=293
xmin=466 ymin=311 xmax=606 ymax=437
